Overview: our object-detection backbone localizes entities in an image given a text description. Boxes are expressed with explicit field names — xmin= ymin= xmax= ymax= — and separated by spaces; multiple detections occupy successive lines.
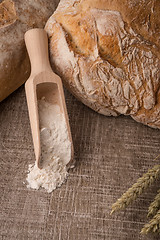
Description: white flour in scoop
xmin=26 ymin=98 xmax=72 ymax=193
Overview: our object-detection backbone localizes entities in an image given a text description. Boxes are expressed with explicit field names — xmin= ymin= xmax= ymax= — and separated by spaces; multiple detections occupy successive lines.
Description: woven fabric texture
xmin=0 ymin=86 xmax=160 ymax=240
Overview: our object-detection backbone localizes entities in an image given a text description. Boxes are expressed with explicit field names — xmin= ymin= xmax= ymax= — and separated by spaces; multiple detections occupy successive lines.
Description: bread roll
xmin=45 ymin=0 xmax=160 ymax=128
xmin=0 ymin=0 xmax=59 ymax=102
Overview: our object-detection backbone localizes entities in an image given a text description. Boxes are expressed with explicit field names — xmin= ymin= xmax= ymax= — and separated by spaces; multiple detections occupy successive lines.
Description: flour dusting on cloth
xmin=26 ymin=98 xmax=71 ymax=193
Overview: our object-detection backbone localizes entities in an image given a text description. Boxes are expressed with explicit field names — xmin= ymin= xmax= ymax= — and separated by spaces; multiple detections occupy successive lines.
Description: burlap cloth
xmin=0 ymin=85 xmax=160 ymax=240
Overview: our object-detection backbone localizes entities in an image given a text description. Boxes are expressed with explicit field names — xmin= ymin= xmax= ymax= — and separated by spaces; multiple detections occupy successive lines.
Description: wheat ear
xmin=148 ymin=190 xmax=160 ymax=218
xmin=111 ymin=165 xmax=160 ymax=214
xmin=141 ymin=210 xmax=160 ymax=234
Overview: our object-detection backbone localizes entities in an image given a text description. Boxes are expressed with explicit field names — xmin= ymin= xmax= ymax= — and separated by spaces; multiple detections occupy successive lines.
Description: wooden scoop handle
xmin=25 ymin=28 xmax=52 ymax=75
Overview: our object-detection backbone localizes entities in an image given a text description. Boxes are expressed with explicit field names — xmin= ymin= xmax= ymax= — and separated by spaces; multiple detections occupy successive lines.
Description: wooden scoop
xmin=24 ymin=28 xmax=74 ymax=168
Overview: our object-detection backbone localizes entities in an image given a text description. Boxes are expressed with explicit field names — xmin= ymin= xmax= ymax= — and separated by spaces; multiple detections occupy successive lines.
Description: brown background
xmin=0 ymin=85 xmax=160 ymax=240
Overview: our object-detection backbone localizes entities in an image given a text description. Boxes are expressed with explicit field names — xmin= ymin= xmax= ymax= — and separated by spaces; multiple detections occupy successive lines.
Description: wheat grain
xmin=111 ymin=165 xmax=160 ymax=214
xmin=148 ymin=190 xmax=160 ymax=218
xmin=141 ymin=210 xmax=160 ymax=234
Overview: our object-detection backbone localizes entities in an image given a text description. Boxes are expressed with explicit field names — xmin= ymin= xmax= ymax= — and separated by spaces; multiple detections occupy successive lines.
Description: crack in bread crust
xmin=45 ymin=0 xmax=160 ymax=128
xmin=0 ymin=0 xmax=17 ymax=28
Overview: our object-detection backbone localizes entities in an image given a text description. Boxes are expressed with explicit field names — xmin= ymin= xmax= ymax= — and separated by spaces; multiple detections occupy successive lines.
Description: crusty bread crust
xmin=45 ymin=0 xmax=160 ymax=128
xmin=0 ymin=0 xmax=59 ymax=102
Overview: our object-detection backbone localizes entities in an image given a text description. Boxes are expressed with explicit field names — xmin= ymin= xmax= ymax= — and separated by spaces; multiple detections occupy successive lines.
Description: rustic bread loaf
xmin=0 ymin=0 xmax=59 ymax=102
xmin=45 ymin=0 xmax=160 ymax=128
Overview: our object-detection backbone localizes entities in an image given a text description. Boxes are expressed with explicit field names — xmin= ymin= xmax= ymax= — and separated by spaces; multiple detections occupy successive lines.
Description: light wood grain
xmin=25 ymin=29 xmax=74 ymax=168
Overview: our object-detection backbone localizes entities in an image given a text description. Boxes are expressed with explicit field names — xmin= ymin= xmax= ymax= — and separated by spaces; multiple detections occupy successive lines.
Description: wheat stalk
xmin=141 ymin=210 xmax=160 ymax=234
xmin=148 ymin=190 xmax=160 ymax=218
xmin=111 ymin=165 xmax=160 ymax=214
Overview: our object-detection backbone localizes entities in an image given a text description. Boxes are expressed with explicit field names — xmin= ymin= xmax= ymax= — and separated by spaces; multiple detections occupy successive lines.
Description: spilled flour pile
xmin=26 ymin=98 xmax=71 ymax=193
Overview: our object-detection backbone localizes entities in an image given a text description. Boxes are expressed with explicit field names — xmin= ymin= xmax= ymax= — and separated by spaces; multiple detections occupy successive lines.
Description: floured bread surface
xmin=0 ymin=0 xmax=59 ymax=102
xmin=0 ymin=0 xmax=17 ymax=28
xmin=45 ymin=0 xmax=160 ymax=128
